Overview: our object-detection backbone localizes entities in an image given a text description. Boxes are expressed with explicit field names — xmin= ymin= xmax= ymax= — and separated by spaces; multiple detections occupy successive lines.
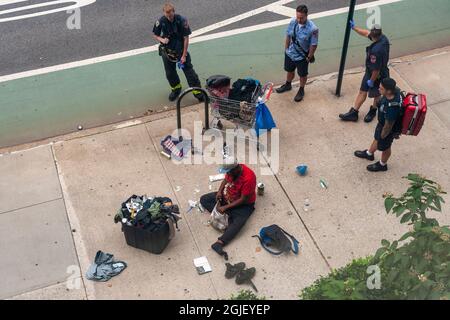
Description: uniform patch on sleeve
xmin=155 ymin=20 xmax=160 ymax=27
xmin=370 ymin=55 xmax=377 ymax=63
xmin=184 ymin=19 xmax=189 ymax=28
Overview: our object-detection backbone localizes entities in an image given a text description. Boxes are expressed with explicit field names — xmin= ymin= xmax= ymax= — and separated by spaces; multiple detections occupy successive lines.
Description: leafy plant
xmin=230 ymin=290 xmax=265 ymax=300
xmin=300 ymin=174 xmax=449 ymax=300
xmin=374 ymin=174 xmax=449 ymax=299
xmin=300 ymin=257 xmax=385 ymax=300
xmin=383 ymin=174 xmax=445 ymax=227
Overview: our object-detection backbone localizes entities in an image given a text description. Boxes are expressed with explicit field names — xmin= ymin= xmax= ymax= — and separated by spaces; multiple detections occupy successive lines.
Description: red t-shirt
xmin=222 ymin=164 xmax=257 ymax=204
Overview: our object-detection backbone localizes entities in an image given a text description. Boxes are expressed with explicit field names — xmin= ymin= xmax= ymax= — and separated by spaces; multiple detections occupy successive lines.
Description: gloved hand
xmin=349 ymin=19 xmax=355 ymax=30
xmin=367 ymin=79 xmax=375 ymax=88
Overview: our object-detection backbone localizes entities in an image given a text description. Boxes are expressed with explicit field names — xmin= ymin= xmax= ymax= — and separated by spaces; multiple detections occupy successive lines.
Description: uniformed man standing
xmin=354 ymin=78 xmax=402 ymax=172
xmin=339 ymin=22 xmax=390 ymax=122
xmin=276 ymin=4 xmax=319 ymax=102
xmin=153 ymin=3 xmax=203 ymax=102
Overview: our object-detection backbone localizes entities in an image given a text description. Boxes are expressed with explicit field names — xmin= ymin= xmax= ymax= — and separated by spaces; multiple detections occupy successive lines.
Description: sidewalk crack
xmin=143 ymin=125 xmax=220 ymax=299
xmin=50 ymin=144 xmax=89 ymax=300
xmin=259 ymin=151 xmax=332 ymax=271
xmin=0 ymin=197 xmax=62 ymax=216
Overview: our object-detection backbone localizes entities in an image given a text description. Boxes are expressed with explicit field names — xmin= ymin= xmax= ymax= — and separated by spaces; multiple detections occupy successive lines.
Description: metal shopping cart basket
xmin=206 ymin=76 xmax=273 ymax=131
xmin=174 ymin=77 xmax=273 ymax=156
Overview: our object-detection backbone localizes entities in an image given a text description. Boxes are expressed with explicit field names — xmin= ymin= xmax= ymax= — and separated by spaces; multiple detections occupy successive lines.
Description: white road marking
xmin=190 ymin=0 xmax=293 ymax=37
xmin=0 ymin=0 xmax=27 ymax=5
xmin=266 ymin=5 xmax=297 ymax=17
xmin=193 ymin=0 xmax=406 ymax=43
xmin=0 ymin=0 xmax=404 ymax=83
xmin=0 ymin=0 xmax=96 ymax=22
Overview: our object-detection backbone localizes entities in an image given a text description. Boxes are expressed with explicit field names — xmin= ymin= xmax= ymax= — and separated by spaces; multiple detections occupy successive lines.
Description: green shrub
xmin=300 ymin=257 xmax=376 ymax=300
xmin=230 ymin=290 xmax=265 ymax=300
xmin=300 ymin=174 xmax=449 ymax=300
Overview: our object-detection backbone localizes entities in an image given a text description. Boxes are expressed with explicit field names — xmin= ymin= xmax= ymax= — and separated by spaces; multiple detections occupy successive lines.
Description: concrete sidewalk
xmin=1 ymin=47 xmax=449 ymax=300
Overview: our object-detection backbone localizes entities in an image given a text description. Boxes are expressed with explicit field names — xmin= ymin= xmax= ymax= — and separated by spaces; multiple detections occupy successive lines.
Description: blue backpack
xmin=253 ymin=225 xmax=299 ymax=255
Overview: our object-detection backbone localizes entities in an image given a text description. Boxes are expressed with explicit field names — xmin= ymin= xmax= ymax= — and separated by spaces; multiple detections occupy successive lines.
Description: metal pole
xmin=176 ymin=87 xmax=209 ymax=139
xmin=335 ymin=0 xmax=357 ymax=97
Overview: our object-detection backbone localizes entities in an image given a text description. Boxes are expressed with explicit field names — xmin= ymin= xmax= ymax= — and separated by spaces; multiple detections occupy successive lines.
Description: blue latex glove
xmin=349 ymin=19 xmax=355 ymax=30
xmin=367 ymin=79 xmax=374 ymax=88
xmin=177 ymin=61 xmax=184 ymax=69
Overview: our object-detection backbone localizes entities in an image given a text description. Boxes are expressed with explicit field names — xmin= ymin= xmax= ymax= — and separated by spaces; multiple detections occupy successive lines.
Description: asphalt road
xmin=0 ymin=0 xmax=372 ymax=76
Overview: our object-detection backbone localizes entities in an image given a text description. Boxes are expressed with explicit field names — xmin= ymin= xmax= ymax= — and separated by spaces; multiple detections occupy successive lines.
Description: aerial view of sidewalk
xmin=1 ymin=46 xmax=449 ymax=300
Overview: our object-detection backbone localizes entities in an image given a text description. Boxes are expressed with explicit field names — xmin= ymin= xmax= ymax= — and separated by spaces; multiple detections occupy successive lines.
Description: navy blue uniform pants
xmin=200 ymin=192 xmax=255 ymax=245
xmin=162 ymin=52 xmax=201 ymax=91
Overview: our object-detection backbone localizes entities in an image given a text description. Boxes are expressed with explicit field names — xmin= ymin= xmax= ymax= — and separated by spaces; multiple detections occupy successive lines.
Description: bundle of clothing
xmin=86 ymin=250 xmax=127 ymax=282
xmin=114 ymin=195 xmax=180 ymax=236
xmin=206 ymin=75 xmax=261 ymax=121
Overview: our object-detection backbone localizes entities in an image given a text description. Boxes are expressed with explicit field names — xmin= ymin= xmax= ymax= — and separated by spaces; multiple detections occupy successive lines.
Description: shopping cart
xmin=173 ymin=78 xmax=274 ymax=157
xmin=206 ymin=78 xmax=274 ymax=131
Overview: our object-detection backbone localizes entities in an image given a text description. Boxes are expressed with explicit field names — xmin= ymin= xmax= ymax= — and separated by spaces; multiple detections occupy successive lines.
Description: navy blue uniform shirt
xmin=366 ymin=34 xmax=390 ymax=77
xmin=377 ymin=89 xmax=402 ymax=127
xmin=153 ymin=14 xmax=191 ymax=55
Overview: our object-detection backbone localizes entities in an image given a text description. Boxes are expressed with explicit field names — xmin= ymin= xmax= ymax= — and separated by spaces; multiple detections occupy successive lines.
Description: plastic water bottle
xmin=303 ymin=199 xmax=310 ymax=212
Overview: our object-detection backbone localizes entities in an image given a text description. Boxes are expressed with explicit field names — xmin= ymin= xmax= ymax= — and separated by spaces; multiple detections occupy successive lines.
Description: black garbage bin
xmin=121 ymin=221 xmax=170 ymax=254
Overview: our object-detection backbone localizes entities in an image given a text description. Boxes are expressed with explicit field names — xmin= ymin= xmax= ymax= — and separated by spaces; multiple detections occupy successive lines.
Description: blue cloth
xmin=255 ymin=102 xmax=276 ymax=136
xmin=285 ymin=19 xmax=319 ymax=61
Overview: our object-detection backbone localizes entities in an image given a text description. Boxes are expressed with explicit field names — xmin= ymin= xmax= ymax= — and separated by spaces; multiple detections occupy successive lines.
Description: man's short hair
xmin=381 ymin=78 xmax=397 ymax=92
xmin=163 ymin=2 xmax=175 ymax=12
xmin=296 ymin=4 xmax=308 ymax=14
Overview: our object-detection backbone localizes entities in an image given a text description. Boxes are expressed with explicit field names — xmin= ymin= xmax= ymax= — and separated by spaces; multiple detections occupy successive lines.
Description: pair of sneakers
xmin=354 ymin=150 xmax=388 ymax=172
xmin=339 ymin=107 xmax=377 ymax=122
xmin=276 ymin=82 xmax=305 ymax=102
xmin=225 ymin=262 xmax=258 ymax=292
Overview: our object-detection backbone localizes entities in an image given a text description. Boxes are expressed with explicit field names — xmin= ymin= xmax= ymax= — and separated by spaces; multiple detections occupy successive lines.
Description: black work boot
xmin=339 ymin=107 xmax=359 ymax=122
xmin=364 ymin=107 xmax=377 ymax=123
xmin=294 ymin=87 xmax=305 ymax=102
xmin=354 ymin=149 xmax=375 ymax=161
xmin=194 ymin=92 xmax=205 ymax=102
xmin=367 ymin=161 xmax=388 ymax=172
xmin=276 ymin=82 xmax=292 ymax=94
xmin=169 ymin=88 xmax=182 ymax=102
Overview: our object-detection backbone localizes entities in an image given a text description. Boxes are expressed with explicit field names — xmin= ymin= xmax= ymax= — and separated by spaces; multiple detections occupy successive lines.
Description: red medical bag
xmin=401 ymin=93 xmax=427 ymax=136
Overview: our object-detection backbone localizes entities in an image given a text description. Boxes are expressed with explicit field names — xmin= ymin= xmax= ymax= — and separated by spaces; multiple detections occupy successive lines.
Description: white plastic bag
xmin=210 ymin=203 xmax=228 ymax=231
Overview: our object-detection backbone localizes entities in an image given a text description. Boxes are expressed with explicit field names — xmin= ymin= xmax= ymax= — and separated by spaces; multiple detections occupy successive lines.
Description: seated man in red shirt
xmin=200 ymin=162 xmax=257 ymax=259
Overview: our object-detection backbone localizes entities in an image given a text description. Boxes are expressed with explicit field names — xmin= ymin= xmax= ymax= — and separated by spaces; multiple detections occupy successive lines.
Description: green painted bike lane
xmin=1 ymin=0 xmax=449 ymax=147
